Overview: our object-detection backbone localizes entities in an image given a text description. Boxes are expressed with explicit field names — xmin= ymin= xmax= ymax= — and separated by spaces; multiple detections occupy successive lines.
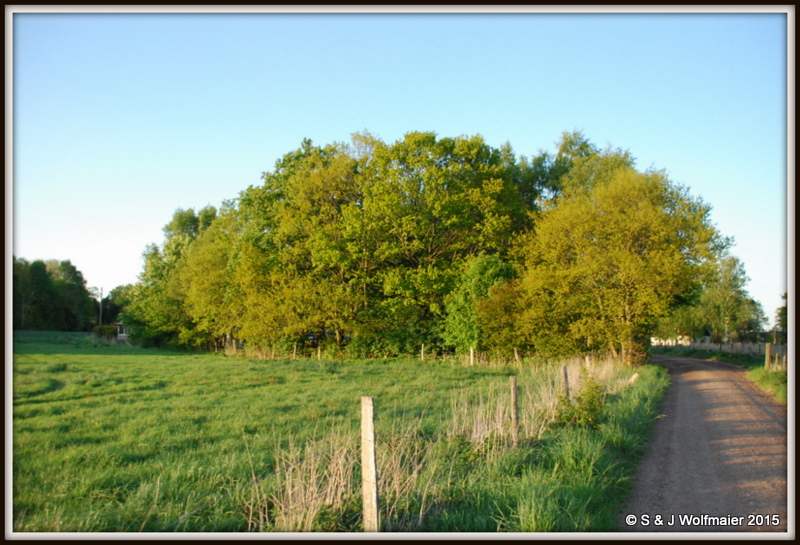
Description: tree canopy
xmin=655 ymin=255 xmax=768 ymax=344
xmin=117 ymin=130 xmax=753 ymax=363
xmin=516 ymin=155 xmax=728 ymax=364
xmin=13 ymin=258 xmax=96 ymax=331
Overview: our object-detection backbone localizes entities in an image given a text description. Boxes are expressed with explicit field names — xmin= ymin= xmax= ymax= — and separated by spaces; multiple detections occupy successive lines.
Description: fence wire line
xmin=157 ymin=442 xmax=344 ymax=532
xmin=253 ymin=483 xmax=345 ymax=532
xmin=253 ymin=438 xmax=363 ymax=531
xmin=157 ymin=411 xmax=431 ymax=531
xmin=155 ymin=377 xmax=547 ymax=532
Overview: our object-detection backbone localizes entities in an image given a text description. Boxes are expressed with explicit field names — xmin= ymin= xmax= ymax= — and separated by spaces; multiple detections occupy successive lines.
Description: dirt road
xmin=619 ymin=354 xmax=789 ymax=534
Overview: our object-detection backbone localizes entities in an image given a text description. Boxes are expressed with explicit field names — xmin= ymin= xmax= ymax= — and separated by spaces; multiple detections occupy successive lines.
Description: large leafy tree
xmin=475 ymin=279 xmax=527 ymax=356
xmin=12 ymin=257 xmax=34 ymax=330
xmin=231 ymin=140 xmax=365 ymax=352
xmin=656 ymin=255 xmax=767 ymax=343
xmin=228 ymin=131 xmax=536 ymax=356
xmin=525 ymin=130 xmax=607 ymax=200
xmin=124 ymin=206 xmax=217 ymax=347
xmin=773 ymin=293 xmax=787 ymax=343
xmin=124 ymin=243 xmax=188 ymax=347
xmin=46 ymin=259 xmax=94 ymax=331
xmin=441 ymin=253 xmax=515 ymax=353
xmin=694 ymin=256 xmax=767 ymax=342
xmin=12 ymin=257 xmax=94 ymax=331
xmin=518 ymin=150 xmax=727 ymax=364
xmin=175 ymin=203 xmax=243 ymax=349
xmin=102 ymin=284 xmax=135 ymax=326
xmin=349 ymin=132 xmax=531 ymax=352
xmin=699 ymin=255 xmax=749 ymax=341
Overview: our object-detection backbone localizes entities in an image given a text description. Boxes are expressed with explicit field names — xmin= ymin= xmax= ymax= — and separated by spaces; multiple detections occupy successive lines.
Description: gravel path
xmin=618 ymin=354 xmax=789 ymax=534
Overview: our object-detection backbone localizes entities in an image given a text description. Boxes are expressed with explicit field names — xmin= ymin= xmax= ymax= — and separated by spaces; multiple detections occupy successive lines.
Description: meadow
xmin=12 ymin=331 xmax=669 ymax=533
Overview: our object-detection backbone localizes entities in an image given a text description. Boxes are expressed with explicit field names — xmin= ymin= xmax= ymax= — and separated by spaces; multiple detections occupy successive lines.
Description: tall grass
xmin=12 ymin=331 xmax=668 ymax=532
xmin=238 ymin=355 xmax=668 ymax=532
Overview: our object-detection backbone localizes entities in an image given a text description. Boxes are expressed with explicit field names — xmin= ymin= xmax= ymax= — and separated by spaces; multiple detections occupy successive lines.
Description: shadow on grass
xmin=14 ymin=378 xmax=65 ymax=398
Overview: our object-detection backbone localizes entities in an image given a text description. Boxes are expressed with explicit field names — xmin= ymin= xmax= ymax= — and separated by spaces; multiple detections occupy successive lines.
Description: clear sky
xmin=8 ymin=6 xmax=792 ymax=327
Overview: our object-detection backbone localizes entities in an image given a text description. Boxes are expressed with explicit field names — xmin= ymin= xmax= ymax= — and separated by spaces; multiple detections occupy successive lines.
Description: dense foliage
xmin=119 ymin=130 xmax=752 ymax=363
xmin=516 ymin=152 xmax=730 ymax=363
xmin=12 ymin=258 xmax=96 ymax=331
xmin=654 ymin=255 xmax=769 ymax=343
xmin=773 ymin=292 xmax=787 ymax=344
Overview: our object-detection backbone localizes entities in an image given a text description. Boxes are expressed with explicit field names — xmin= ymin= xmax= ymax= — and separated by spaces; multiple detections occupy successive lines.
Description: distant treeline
xmin=111 ymin=131 xmax=772 ymax=363
xmin=12 ymin=258 xmax=127 ymax=332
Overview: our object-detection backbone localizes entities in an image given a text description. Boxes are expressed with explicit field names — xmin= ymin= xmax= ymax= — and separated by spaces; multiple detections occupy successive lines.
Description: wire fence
xmin=154 ymin=355 xmax=629 ymax=533
xmin=158 ymin=440 xmax=337 ymax=532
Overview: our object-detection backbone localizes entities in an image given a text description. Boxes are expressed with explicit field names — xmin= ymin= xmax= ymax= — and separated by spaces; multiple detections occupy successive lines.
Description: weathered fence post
xmin=509 ymin=376 xmax=519 ymax=448
xmin=293 ymin=343 xmax=297 ymax=360
xmin=514 ymin=347 xmax=520 ymax=363
xmin=420 ymin=343 xmax=425 ymax=362
xmin=317 ymin=345 xmax=322 ymax=361
xmin=562 ymin=365 xmax=570 ymax=399
xmin=361 ymin=397 xmax=380 ymax=532
xmin=765 ymin=343 xmax=772 ymax=370
xmin=470 ymin=347 xmax=475 ymax=367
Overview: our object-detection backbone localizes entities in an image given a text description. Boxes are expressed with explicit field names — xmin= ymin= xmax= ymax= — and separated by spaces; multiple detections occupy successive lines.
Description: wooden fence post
xmin=562 ymin=365 xmax=570 ymax=399
xmin=420 ymin=343 xmax=425 ymax=362
xmin=317 ymin=345 xmax=322 ymax=361
xmin=470 ymin=347 xmax=475 ymax=367
xmin=509 ymin=376 xmax=519 ymax=448
xmin=514 ymin=347 xmax=520 ymax=363
xmin=765 ymin=343 xmax=772 ymax=370
xmin=361 ymin=397 xmax=380 ymax=532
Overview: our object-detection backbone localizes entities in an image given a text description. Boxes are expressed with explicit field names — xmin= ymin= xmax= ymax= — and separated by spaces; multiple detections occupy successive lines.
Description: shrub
xmin=555 ymin=368 xmax=606 ymax=428
xmin=92 ymin=325 xmax=118 ymax=340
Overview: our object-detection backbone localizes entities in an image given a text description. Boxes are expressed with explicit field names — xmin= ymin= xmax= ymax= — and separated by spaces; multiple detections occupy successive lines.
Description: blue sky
xmin=9 ymin=7 xmax=791 ymax=326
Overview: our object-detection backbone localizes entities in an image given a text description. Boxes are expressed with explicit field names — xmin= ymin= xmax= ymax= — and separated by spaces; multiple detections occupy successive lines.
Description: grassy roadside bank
xmin=12 ymin=331 xmax=669 ymax=532
xmin=650 ymin=346 xmax=787 ymax=405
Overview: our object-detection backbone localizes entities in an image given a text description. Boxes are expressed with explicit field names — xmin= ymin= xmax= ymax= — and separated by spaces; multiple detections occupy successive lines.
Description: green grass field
xmin=12 ymin=331 xmax=669 ymax=533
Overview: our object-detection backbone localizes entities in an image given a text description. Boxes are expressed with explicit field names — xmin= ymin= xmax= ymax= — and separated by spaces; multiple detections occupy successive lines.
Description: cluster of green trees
xmin=120 ymin=130 xmax=760 ymax=364
xmin=12 ymin=258 xmax=95 ymax=331
xmin=654 ymin=255 xmax=769 ymax=343
xmin=774 ymin=293 xmax=788 ymax=343
xmin=12 ymin=257 xmax=132 ymax=333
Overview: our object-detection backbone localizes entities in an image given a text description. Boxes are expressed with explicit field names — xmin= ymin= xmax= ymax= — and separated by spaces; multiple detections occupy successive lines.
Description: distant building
xmin=113 ymin=322 xmax=128 ymax=344
xmin=650 ymin=335 xmax=691 ymax=347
